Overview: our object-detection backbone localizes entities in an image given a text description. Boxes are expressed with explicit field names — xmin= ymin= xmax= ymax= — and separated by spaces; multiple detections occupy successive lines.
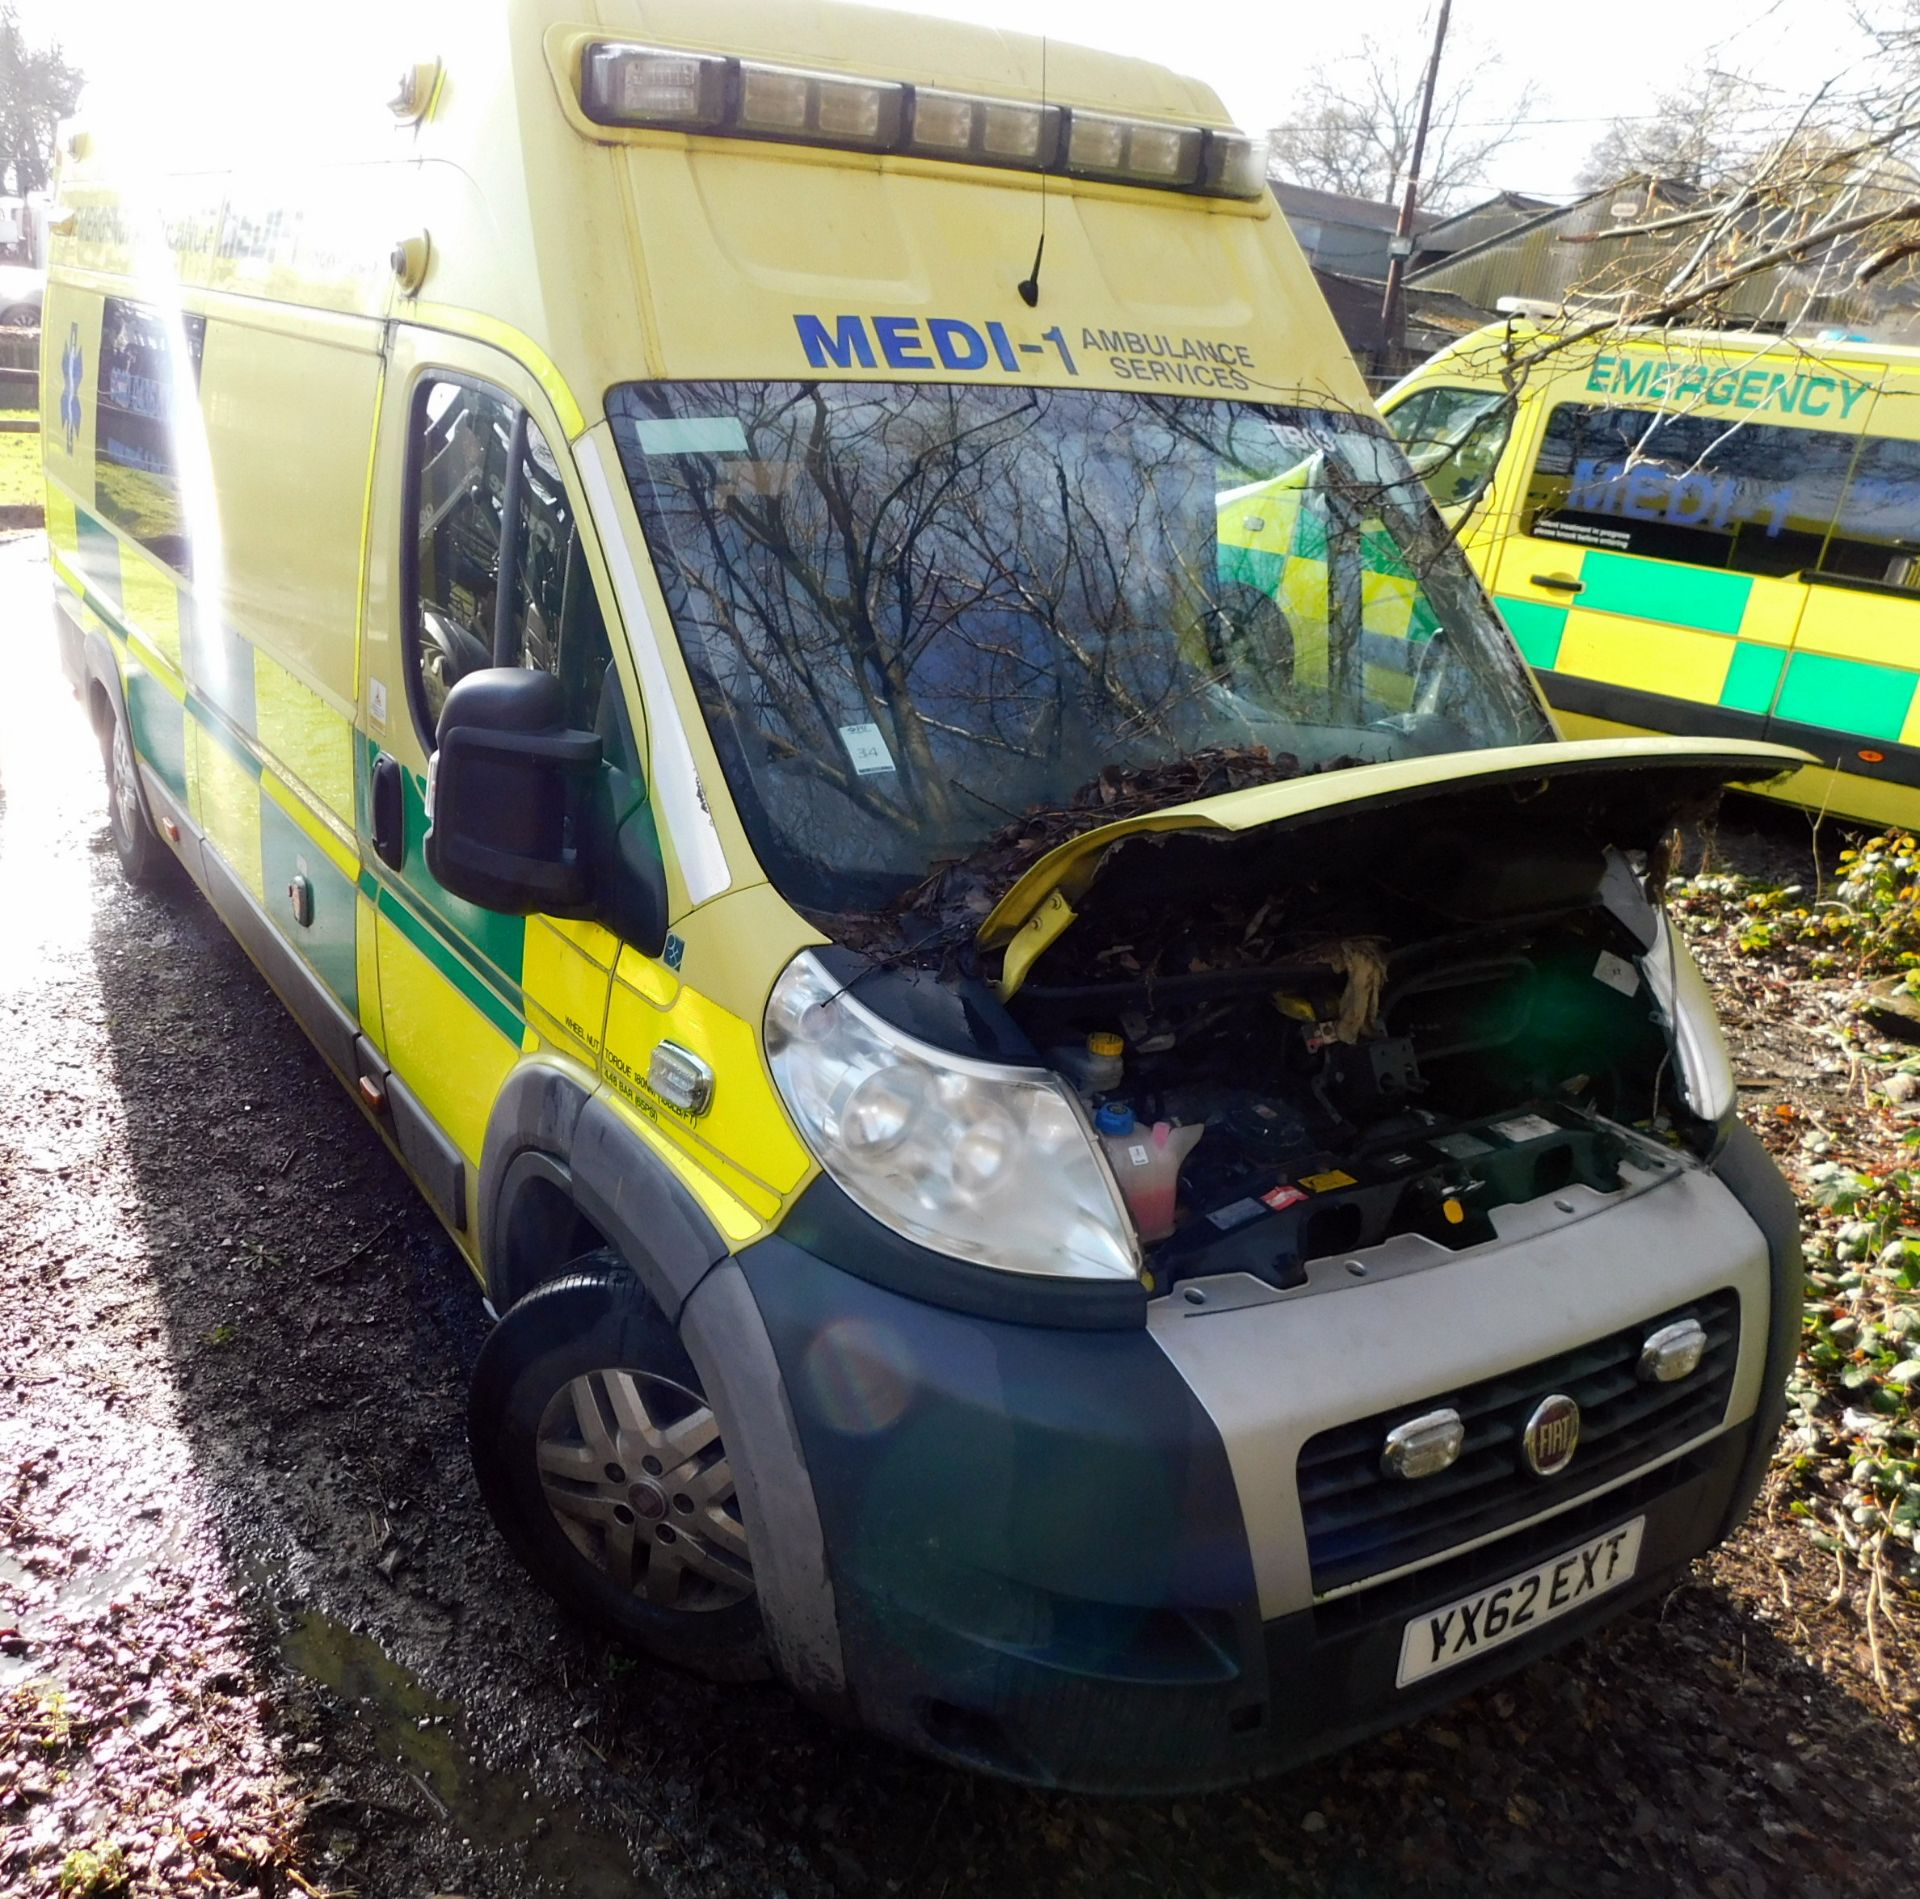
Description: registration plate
xmin=1396 ymin=1517 xmax=1645 ymax=1687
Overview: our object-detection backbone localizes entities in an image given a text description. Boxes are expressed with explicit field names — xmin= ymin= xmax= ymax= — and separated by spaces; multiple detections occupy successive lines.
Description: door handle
xmin=371 ymin=753 xmax=405 ymax=871
xmin=1530 ymin=574 xmax=1584 ymax=594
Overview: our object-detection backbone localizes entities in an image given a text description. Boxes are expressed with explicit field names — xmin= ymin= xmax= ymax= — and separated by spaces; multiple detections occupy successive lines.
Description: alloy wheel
xmin=533 ymin=1367 xmax=754 ymax=1612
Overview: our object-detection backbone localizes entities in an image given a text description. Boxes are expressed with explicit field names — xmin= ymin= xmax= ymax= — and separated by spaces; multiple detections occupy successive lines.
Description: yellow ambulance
xmin=1384 ymin=319 xmax=1920 ymax=830
xmin=45 ymin=0 xmax=1804 ymax=1791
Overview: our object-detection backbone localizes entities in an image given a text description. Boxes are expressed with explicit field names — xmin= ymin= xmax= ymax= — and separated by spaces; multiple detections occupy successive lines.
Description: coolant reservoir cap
xmin=1094 ymin=1102 xmax=1136 ymax=1135
xmin=1087 ymin=1031 xmax=1125 ymax=1057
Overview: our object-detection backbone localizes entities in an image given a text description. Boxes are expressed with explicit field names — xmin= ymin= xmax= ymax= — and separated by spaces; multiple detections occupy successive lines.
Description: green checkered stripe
xmin=65 ymin=493 xmax=526 ymax=1042
xmin=1496 ymin=550 xmax=1920 ymax=743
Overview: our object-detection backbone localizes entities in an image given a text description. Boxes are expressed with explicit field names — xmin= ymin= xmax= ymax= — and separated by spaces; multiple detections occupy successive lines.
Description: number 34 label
xmin=1396 ymin=1517 xmax=1645 ymax=1687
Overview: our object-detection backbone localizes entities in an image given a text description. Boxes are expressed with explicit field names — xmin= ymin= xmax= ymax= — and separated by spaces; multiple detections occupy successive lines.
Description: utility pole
xmin=1378 ymin=0 xmax=1451 ymax=377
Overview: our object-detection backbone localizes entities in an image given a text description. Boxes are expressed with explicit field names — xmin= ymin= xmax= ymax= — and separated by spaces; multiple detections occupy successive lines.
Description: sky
xmin=8 ymin=0 xmax=1892 ymax=203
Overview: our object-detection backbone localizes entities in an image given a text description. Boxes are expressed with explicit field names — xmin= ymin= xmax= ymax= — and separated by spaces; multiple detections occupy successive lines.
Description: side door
xmin=1763 ymin=375 xmax=1920 ymax=826
xmin=1483 ymin=373 xmax=1845 ymax=744
xmin=48 ymin=293 xmax=202 ymax=821
xmin=359 ymin=336 xmax=628 ymax=1235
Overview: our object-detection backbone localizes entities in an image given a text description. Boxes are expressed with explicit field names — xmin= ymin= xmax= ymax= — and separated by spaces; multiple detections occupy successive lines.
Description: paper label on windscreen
xmin=839 ymin=723 xmax=897 ymax=776
xmin=635 ymin=416 xmax=749 ymax=456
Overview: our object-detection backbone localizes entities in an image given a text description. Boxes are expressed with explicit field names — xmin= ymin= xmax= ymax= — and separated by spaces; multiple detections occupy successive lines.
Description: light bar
xmin=737 ymin=61 xmax=905 ymax=149
xmin=578 ymin=41 xmax=1268 ymax=200
xmin=1066 ymin=111 xmax=1201 ymax=187
xmin=582 ymin=43 xmax=728 ymax=129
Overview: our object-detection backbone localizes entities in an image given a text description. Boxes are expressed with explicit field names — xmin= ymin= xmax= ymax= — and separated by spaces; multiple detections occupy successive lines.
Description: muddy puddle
xmin=279 ymin=1606 xmax=653 ymax=1898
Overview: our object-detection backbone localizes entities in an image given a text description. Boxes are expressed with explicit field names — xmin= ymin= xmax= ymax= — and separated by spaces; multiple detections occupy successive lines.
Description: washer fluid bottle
xmin=1094 ymin=1103 xmax=1203 ymax=1243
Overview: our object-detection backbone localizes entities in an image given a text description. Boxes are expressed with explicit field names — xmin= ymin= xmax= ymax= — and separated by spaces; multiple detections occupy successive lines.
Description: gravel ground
xmin=2 ymin=528 xmax=1917 ymax=1898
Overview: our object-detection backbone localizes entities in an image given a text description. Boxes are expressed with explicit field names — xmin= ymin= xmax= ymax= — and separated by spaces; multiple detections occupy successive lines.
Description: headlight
xmin=766 ymin=952 xmax=1140 ymax=1281
xmin=1643 ymin=914 xmax=1737 ymax=1125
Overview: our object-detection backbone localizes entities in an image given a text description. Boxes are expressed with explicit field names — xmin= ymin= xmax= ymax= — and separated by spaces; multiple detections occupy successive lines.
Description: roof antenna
xmin=1017 ymin=36 xmax=1048 ymax=307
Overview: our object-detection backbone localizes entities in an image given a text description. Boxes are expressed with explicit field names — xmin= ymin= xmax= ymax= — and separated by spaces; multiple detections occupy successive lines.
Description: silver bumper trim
xmin=1148 ymin=1158 xmax=1771 ymax=1620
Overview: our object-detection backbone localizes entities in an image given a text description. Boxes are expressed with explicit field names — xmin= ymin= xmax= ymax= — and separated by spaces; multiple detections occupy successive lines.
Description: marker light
xmin=577 ymin=41 xmax=1264 ymax=199
xmin=1382 ymin=1408 xmax=1466 ymax=1480
xmin=1065 ymin=113 xmax=1125 ymax=173
xmin=1204 ymin=131 xmax=1272 ymax=199
xmin=818 ymin=75 xmax=901 ymax=144
xmin=1125 ymin=121 xmax=1201 ymax=182
xmin=908 ymin=87 xmax=977 ymax=152
xmin=983 ymin=100 xmax=1059 ymax=162
xmin=905 ymin=89 xmax=1063 ymax=167
xmin=1637 ymin=1318 xmax=1708 ymax=1384
xmin=738 ymin=64 xmax=810 ymax=132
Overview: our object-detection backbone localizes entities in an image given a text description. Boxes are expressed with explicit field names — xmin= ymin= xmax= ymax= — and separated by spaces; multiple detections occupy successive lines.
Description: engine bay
xmin=808 ymin=743 xmax=1794 ymax=1295
xmin=998 ymin=802 xmax=1695 ymax=1288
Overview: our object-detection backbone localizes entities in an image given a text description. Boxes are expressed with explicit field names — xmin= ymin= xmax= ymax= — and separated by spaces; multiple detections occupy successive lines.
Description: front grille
xmin=1297 ymin=1289 xmax=1740 ymax=1594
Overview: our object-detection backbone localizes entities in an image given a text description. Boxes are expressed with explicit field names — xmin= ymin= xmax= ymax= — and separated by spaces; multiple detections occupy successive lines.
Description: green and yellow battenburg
xmin=1492 ymin=550 xmax=1920 ymax=756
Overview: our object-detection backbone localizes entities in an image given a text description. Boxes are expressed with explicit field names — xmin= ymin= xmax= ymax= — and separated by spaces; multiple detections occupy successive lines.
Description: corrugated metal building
xmin=1409 ymin=172 xmax=1920 ymax=334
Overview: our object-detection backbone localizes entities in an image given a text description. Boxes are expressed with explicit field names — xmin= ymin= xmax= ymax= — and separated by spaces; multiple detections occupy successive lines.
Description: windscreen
xmin=1386 ymin=385 xmax=1515 ymax=508
xmin=611 ymin=382 xmax=1550 ymax=912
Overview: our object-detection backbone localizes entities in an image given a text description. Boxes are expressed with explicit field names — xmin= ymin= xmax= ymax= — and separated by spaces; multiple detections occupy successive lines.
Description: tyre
xmin=101 ymin=701 xmax=171 ymax=887
xmin=468 ymin=1261 xmax=770 ymax=1680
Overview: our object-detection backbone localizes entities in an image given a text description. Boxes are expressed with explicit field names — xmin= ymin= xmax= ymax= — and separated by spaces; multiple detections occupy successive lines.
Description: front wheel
xmin=468 ymin=1263 xmax=769 ymax=1681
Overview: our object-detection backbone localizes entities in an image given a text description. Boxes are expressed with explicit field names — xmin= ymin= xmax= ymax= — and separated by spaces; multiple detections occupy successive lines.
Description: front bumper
xmin=728 ymin=1126 xmax=1799 ymax=1793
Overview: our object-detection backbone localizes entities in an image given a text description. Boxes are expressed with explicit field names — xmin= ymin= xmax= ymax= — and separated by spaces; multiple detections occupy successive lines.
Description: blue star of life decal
xmin=59 ymin=324 xmax=84 ymax=454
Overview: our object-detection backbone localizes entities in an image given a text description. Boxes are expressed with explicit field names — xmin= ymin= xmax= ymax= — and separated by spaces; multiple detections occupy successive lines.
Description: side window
xmin=407 ymin=380 xmax=622 ymax=753
xmin=1820 ymin=436 xmax=1920 ymax=590
xmin=411 ymin=377 xmax=516 ymax=733
xmin=1385 ymin=385 xmax=1513 ymax=508
xmin=96 ymin=296 xmax=207 ymax=574
xmin=1526 ymin=401 xmax=1855 ymax=579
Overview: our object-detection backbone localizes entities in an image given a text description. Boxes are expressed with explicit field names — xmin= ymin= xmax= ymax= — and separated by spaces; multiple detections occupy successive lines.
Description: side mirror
xmin=425 ymin=668 xmax=601 ymax=914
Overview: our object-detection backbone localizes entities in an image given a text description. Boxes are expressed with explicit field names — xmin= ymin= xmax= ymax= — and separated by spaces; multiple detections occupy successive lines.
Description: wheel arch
xmin=85 ymin=673 xmax=114 ymax=741
xmin=83 ymin=628 xmax=132 ymax=750
xmin=478 ymin=1063 xmax=731 ymax=1320
xmin=83 ymin=626 xmax=165 ymax=844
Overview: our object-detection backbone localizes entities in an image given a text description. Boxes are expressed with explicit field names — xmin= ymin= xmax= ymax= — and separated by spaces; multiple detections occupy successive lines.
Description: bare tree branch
xmin=1266 ymin=22 xmax=1539 ymax=212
